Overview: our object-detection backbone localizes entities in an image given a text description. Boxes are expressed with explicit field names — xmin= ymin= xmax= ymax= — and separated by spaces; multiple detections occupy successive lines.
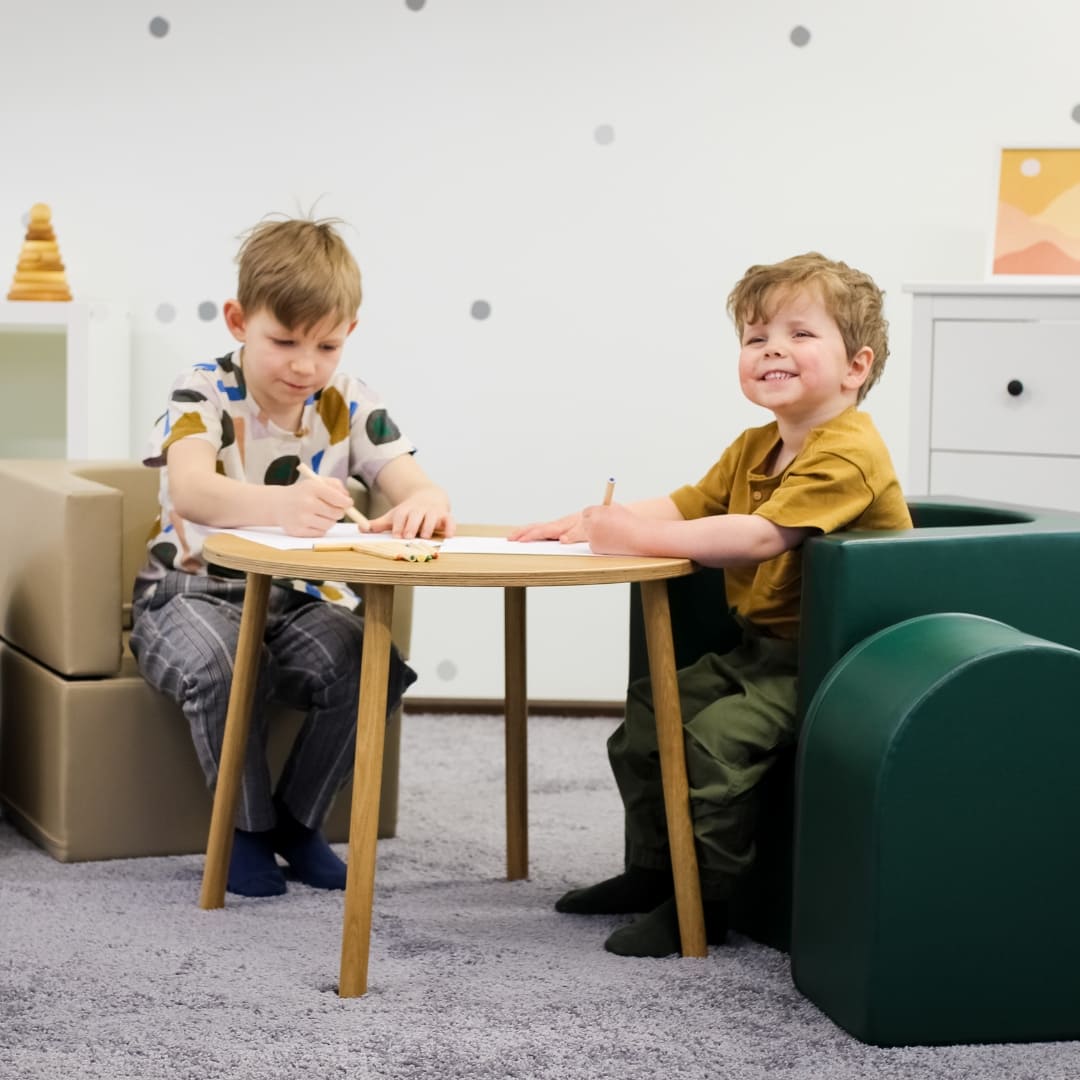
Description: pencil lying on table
xmin=312 ymin=539 xmax=439 ymax=562
xmin=296 ymin=462 xmax=371 ymax=531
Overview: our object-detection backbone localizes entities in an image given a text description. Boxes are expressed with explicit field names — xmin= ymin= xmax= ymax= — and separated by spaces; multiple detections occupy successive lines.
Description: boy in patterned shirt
xmin=131 ymin=216 xmax=453 ymax=898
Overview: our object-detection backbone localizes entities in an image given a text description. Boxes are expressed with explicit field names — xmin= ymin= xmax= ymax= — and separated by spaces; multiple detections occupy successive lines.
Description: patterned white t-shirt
xmin=135 ymin=348 xmax=415 ymax=608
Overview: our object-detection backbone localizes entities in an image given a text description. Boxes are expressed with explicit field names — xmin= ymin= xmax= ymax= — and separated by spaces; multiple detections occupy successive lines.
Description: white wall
xmin=3 ymin=0 xmax=1078 ymax=701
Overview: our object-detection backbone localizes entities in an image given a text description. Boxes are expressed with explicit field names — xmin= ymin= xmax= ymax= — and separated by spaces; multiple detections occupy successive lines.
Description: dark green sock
xmin=555 ymin=865 xmax=673 ymax=915
xmin=603 ymin=897 xmax=729 ymax=958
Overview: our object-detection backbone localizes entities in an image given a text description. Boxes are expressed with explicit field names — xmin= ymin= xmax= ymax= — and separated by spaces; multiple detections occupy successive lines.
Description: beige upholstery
xmin=0 ymin=459 xmax=413 ymax=862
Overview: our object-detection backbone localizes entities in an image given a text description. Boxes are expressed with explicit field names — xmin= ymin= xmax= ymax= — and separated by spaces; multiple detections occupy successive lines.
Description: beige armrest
xmin=0 ymin=461 xmax=413 ymax=678
xmin=0 ymin=459 xmax=146 ymax=677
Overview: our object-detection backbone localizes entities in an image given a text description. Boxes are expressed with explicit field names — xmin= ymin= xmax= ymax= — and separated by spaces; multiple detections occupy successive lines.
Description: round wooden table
xmin=199 ymin=529 xmax=703 ymax=995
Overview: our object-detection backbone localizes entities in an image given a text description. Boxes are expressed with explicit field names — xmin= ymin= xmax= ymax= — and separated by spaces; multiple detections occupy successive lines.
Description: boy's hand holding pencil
xmin=298 ymin=461 xmax=439 ymax=559
xmin=508 ymin=477 xmax=615 ymax=544
xmin=297 ymin=463 xmax=370 ymax=532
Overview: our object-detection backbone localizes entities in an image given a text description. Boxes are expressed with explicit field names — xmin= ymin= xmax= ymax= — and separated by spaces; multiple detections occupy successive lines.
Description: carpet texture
xmin=0 ymin=712 xmax=1076 ymax=1079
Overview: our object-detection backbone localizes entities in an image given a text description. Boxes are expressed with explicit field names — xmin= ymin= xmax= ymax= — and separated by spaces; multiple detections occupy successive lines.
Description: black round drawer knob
xmin=1006 ymin=379 xmax=1024 ymax=397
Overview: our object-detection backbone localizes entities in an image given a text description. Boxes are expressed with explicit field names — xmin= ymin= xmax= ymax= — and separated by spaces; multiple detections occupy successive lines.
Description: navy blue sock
xmin=272 ymin=798 xmax=347 ymax=891
xmin=227 ymin=828 xmax=287 ymax=898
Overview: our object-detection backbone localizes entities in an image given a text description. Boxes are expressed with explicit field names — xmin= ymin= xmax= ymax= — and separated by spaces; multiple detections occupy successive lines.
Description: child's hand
xmin=279 ymin=474 xmax=355 ymax=537
xmin=508 ymin=512 xmax=586 ymax=544
xmin=367 ymin=487 xmax=455 ymax=540
xmin=580 ymin=503 xmax=639 ymax=554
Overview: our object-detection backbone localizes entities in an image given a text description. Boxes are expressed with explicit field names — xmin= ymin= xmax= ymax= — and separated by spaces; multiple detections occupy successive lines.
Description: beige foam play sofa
xmin=0 ymin=459 xmax=412 ymax=862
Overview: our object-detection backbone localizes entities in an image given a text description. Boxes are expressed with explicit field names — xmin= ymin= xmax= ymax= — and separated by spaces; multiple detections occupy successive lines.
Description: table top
xmin=202 ymin=526 xmax=696 ymax=588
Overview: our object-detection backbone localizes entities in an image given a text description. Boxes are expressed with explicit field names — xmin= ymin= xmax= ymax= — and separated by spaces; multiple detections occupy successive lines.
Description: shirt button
xmin=752 ymin=491 xmax=763 ymax=501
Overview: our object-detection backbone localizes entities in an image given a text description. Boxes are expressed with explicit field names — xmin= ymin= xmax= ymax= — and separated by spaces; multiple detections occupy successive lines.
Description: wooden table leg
xmin=338 ymin=582 xmax=395 ymax=998
xmin=639 ymin=579 xmax=707 ymax=958
xmin=199 ymin=572 xmax=272 ymax=910
xmin=504 ymin=586 xmax=528 ymax=881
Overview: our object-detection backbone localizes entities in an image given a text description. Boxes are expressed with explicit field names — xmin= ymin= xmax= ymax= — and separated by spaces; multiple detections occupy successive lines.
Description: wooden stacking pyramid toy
xmin=7 ymin=203 xmax=73 ymax=301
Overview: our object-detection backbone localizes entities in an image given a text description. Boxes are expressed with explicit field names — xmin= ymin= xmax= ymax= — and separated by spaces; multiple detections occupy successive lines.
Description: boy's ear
xmin=844 ymin=346 xmax=873 ymax=391
xmin=223 ymin=299 xmax=246 ymax=342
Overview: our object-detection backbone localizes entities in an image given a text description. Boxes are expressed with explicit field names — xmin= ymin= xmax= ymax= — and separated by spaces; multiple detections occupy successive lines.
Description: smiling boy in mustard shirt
xmin=513 ymin=252 xmax=911 ymax=956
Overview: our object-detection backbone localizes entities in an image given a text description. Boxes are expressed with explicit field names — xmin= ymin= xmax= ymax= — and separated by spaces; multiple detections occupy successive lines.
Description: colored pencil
xmin=297 ymin=462 xmax=371 ymax=530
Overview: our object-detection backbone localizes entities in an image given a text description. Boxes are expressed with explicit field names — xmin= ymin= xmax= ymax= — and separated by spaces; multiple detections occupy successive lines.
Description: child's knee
xmin=321 ymin=608 xmax=367 ymax=664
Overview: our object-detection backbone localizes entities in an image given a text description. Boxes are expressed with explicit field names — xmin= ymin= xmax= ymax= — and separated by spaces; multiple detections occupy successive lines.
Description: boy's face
xmin=223 ymin=302 xmax=356 ymax=430
xmin=736 ymin=286 xmax=871 ymax=429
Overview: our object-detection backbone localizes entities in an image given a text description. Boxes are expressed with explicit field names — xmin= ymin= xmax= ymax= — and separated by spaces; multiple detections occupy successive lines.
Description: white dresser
xmin=0 ymin=300 xmax=131 ymax=458
xmin=906 ymin=282 xmax=1080 ymax=512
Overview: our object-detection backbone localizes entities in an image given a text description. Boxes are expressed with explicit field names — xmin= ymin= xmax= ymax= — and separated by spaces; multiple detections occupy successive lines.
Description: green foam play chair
xmin=793 ymin=610 xmax=1080 ymax=1046
xmin=628 ymin=496 xmax=1080 ymax=1045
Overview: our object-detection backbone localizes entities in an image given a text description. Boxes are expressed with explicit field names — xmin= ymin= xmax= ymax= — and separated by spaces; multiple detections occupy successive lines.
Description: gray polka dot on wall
xmin=471 ymin=300 xmax=491 ymax=320
xmin=1072 ymin=104 xmax=1080 ymax=124
xmin=405 ymin=0 xmax=426 ymax=10
xmin=436 ymin=659 xmax=458 ymax=681
xmin=790 ymin=25 xmax=811 ymax=47
xmin=149 ymin=16 xmax=170 ymax=38
xmin=594 ymin=124 xmax=615 ymax=146
xmin=198 ymin=301 xmax=218 ymax=322
xmin=156 ymin=302 xmax=177 ymax=324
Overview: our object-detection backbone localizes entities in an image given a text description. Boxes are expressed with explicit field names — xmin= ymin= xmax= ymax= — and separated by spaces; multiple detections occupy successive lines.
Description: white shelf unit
xmin=906 ymin=282 xmax=1080 ymax=513
xmin=0 ymin=300 xmax=131 ymax=459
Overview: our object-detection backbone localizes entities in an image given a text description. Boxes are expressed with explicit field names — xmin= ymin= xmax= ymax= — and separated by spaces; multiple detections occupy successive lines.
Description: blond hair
xmin=726 ymin=252 xmax=889 ymax=402
xmin=235 ymin=217 xmax=361 ymax=331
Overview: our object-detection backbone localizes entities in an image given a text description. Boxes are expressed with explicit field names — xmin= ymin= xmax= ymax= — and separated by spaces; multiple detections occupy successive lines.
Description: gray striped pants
xmin=130 ymin=572 xmax=415 ymax=832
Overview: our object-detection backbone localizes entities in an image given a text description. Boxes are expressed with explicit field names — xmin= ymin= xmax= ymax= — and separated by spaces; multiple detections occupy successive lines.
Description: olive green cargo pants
xmin=610 ymin=625 xmax=798 ymax=900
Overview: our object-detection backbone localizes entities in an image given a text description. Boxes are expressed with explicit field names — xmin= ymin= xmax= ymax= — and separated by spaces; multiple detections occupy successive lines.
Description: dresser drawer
xmin=930 ymin=321 xmax=1080 ymax=456
xmin=930 ymin=450 xmax=1080 ymax=512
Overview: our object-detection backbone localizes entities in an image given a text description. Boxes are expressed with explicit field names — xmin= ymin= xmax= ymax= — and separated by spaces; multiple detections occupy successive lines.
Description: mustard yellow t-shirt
xmin=669 ymin=407 xmax=912 ymax=640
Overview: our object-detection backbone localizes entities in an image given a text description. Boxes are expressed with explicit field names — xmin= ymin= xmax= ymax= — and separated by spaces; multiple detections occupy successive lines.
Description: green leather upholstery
xmin=794 ymin=613 xmax=1080 ymax=1046
xmin=627 ymin=496 xmax=1080 ymax=1044
xmin=799 ymin=498 xmax=1080 ymax=716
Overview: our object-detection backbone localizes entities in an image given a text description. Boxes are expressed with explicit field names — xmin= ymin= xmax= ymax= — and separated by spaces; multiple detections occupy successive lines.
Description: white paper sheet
xmin=438 ymin=537 xmax=597 ymax=557
xmin=214 ymin=526 xmax=601 ymax=557
xmin=219 ymin=524 xmax=403 ymax=550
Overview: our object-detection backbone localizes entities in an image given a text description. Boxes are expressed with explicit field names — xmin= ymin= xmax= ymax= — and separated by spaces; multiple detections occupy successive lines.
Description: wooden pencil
xmin=311 ymin=539 xmax=437 ymax=562
xmin=296 ymin=462 xmax=371 ymax=530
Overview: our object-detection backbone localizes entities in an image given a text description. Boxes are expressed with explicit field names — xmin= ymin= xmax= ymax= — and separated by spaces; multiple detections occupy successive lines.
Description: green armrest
xmin=794 ymin=611 xmax=1080 ymax=1046
xmin=799 ymin=496 xmax=1080 ymax=715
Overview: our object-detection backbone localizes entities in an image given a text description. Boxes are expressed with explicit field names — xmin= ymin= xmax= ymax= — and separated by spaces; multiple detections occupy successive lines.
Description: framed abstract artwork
xmin=990 ymin=147 xmax=1080 ymax=278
